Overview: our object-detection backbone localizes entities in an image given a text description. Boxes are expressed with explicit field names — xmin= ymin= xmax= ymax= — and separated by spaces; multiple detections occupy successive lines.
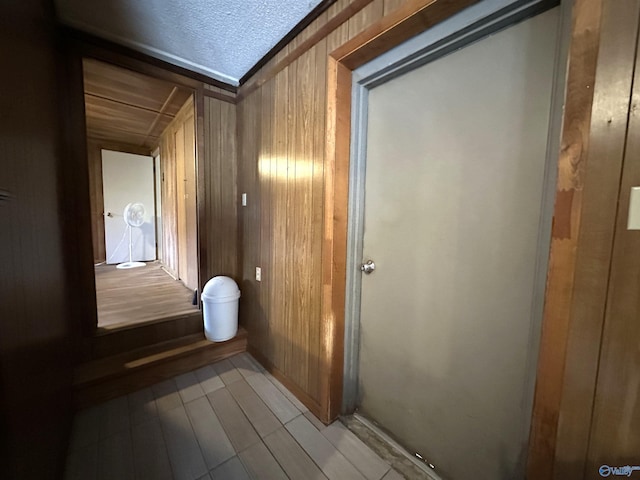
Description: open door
xmin=102 ymin=149 xmax=156 ymax=264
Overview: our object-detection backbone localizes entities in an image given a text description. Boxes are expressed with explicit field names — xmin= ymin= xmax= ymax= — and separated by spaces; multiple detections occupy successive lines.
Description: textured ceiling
xmin=55 ymin=0 xmax=324 ymax=86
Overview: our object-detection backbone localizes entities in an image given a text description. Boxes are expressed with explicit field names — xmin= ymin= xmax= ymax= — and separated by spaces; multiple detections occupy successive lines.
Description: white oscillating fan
xmin=116 ymin=202 xmax=147 ymax=270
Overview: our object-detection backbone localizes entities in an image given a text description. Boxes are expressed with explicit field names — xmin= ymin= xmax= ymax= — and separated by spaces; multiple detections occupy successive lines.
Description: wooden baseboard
xmin=247 ymin=345 xmax=326 ymax=423
xmin=74 ymin=328 xmax=247 ymax=409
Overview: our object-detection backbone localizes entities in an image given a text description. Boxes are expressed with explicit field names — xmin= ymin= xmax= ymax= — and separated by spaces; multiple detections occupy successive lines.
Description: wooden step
xmin=73 ymin=328 xmax=247 ymax=409
xmin=78 ymin=311 xmax=204 ymax=361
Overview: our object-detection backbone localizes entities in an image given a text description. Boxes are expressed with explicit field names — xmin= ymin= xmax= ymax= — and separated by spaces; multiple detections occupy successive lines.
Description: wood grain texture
xmin=87 ymin=140 xmax=106 ymax=262
xmin=238 ymin=0 xmax=376 ymax=101
xmin=158 ymin=96 xmax=199 ymax=289
xmin=237 ymin=0 xmax=475 ymax=423
xmin=0 ymin=1 xmax=76 ymax=478
xmin=527 ymin=0 xmax=628 ymax=478
xmin=73 ymin=329 xmax=248 ymax=408
xmin=81 ymin=312 xmax=204 ymax=361
xmin=585 ymin=4 xmax=640 ymax=475
xmin=331 ymin=0 xmax=480 ymax=69
xmin=83 ymin=59 xmax=192 ymax=149
xmin=94 ymin=263 xmax=198 ymax=330
xmin=202 ymin=96 xmax=238 ymax=284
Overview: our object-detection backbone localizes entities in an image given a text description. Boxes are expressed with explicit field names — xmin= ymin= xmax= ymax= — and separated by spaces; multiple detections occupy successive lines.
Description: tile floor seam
xmin=206 ymin=387 xmax=263 ymax=454
xmin=67 ymin=353 xmax=396 ymax=480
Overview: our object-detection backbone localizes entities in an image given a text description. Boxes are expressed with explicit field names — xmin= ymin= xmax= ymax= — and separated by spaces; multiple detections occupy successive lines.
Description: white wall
xmin=102 ymin=149 xmax=156 ymax=264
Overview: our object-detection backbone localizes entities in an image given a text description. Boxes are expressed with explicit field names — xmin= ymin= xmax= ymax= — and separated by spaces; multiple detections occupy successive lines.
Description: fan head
xmin=123 ymin=202 xmax=145 ymax=227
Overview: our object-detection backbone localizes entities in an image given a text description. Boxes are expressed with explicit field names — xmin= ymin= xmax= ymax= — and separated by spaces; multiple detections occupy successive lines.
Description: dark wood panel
xmin=0 ymin=1 xmax=76 ymax=478
xmin=203 ymin=96 xmax=238 ymax=284
xmin=80 ymin=313 xmax=204 ymax=360
xmin=74 ymin=329 xmax=248 ymax=409
xmin=526 ymin=0 xmax=617 ymax=478
xmin=87 ymin=140 xmax=106 ymax=262
xmin=586 ymin=2 xmax=640 ymax=474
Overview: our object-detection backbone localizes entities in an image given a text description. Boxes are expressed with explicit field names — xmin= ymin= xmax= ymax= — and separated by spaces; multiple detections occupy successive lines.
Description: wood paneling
xmin=73 ymin=329 xmax=248 ymax=408
xmin=202 ymin=95 xmax=238 ymax=283
xmin=584 ymin=2 xmax=640 ymax=475
xmin=237 ymin=0 xmax=471 ymax=422
xmin=87 ymin=140 xmax=106 ymax=262
xmin=158 ymin=96 xmax=198 ymax=289
xmin=0 ymin=1 xmax=76 ymax=478
xmin=526 ymin=0 xmax=640 ymax=478
xmin=83 ymin=59 xmax=192 ymax=149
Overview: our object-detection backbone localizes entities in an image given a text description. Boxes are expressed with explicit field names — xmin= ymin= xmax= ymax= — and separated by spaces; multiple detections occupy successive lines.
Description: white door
xmin=357 ymin=9 xmax=558 ymax=480
xmin=102 ymin=149 xmax=156 ymax=264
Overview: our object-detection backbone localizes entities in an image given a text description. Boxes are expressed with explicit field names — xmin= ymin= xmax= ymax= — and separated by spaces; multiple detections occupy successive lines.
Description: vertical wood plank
xmin=526 ymin=0 xmax=624 ymax=477
xmin=584 ymin=3 xmax=640 ymax=474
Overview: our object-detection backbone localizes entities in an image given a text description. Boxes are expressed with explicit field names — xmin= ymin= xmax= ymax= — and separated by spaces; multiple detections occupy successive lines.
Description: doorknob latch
xmin=360 ymin=260 xmax=376 ymax=274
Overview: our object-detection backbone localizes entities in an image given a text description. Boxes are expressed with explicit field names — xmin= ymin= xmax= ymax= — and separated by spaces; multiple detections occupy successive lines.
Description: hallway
xmin=95 ymin=262 xmax=198 ymax=330
xmin=64 ymin=353 xmax=404 ymax=480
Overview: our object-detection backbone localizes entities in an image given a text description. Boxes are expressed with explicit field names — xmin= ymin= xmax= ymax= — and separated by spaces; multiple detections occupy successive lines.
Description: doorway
xmin=83 ymin=58 xmax=200 ymax=330
xmin=344 ymin=4 xmax=562 ymax=480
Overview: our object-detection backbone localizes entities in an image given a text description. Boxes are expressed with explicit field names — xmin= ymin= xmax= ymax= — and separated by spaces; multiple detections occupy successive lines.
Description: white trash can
xmin=202 ymin=276 xmax=240 ymax=342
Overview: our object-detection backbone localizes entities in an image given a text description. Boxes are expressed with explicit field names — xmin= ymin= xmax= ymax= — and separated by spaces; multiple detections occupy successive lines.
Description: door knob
xmin=361 ymin=260 xmax=376 ymax=274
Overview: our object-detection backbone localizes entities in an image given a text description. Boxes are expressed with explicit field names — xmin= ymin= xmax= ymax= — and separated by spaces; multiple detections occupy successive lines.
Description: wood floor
xmin=65 ymin=353 xmax=404 ymax=480
xmin=95 ymin=262 xmax=199 ymax=330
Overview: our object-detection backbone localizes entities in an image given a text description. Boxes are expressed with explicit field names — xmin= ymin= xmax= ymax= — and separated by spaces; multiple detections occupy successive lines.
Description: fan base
xmin=116 ymin=261 xmax=146 ymax=270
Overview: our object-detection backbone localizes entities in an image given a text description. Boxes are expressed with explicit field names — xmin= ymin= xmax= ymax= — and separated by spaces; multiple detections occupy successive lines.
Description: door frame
xmin=320 ymin=0 xmax=589 ymax=470
xmin=62 ymin=31 xmax=227 ymax=333
xmin=342 ymin=0 xmax=564 ymax=414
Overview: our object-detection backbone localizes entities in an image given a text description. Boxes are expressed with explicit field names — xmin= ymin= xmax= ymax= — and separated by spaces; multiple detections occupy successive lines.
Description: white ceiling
xmin=55 ymin=0 xmax=324 ymax=86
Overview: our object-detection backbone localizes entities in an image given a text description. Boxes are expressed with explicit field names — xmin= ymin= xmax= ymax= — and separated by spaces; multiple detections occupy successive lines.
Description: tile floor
xmin=65 ymin=353 xmax=405 ymax=480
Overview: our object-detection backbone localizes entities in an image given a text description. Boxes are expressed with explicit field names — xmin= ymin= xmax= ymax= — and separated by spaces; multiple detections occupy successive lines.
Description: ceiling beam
xmin=141 ymin=87 xmax=180 ymax=146
xmin=84 ymin=92 xmax=174 ymax=116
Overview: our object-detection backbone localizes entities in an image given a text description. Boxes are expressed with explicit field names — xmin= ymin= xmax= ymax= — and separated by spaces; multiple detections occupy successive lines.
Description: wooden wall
xmin=236 ymin=0 xmax=405 ymax=420
xmin=0 ymin=1 xmax=76 ymax=478
xmin=528 ymin=0 xmax=640 ymax=477
xmin=87 ymin=140 xmax=105 ymax=262
xmin=202 ymin=88 xmax=238 ymax=282
xmin=158 ymin=96 xmax=198 ymax=289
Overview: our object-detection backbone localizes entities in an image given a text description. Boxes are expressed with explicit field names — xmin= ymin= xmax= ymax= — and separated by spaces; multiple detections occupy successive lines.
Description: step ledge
xmin=74 ymin=328 xmax=247 ymax=387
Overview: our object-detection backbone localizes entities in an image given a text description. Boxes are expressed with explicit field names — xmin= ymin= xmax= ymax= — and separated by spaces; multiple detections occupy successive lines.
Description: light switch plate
xmin=255 ymin=267 xmax=261 ymax=282
xmin=628 ymin=187 xmax=640 ymax=230
xmin=242 ymin=193 xmax=247 ymax=207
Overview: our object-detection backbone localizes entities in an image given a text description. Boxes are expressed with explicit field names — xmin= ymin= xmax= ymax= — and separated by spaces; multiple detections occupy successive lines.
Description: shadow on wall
xmin=236 ymin=276 xmax=326 ymax=407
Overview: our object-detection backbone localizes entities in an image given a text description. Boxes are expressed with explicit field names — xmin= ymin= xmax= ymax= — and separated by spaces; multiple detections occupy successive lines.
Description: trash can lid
xmin=202 ymin=276 xmax=240 ymax=298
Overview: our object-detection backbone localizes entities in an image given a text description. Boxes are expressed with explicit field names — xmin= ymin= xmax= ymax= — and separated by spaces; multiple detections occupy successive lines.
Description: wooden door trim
xmin=320 ymin=0 xmax=479 ymax=423
xmin=528 ymin=1 xmax=640 ymax=478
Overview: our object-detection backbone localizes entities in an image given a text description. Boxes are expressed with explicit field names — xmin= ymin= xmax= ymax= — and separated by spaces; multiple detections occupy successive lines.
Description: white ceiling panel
xmin=55 ymin=0 xmax=324 ymax=86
